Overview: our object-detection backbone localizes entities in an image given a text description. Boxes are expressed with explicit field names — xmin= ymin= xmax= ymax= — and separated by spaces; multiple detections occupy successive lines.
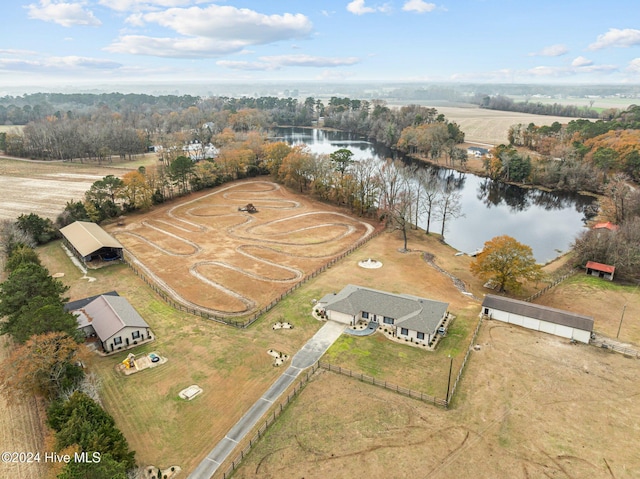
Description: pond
xmin=273 ymin=127 xmax=596 ymax=263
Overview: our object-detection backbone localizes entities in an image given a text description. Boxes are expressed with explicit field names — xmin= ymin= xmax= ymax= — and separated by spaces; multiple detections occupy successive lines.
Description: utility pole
xmin=446 ymin=355 xmax=453 ymax=406
xmin=617 ymin=304 xmax=627 ymax=339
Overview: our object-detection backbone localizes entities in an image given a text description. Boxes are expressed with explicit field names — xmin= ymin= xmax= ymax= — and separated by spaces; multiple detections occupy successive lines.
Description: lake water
xmin=273 ymin=127 xmax=596 ymax=263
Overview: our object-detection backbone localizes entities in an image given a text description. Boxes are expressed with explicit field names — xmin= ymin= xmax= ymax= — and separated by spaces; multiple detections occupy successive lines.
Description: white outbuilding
xmin=481 ymin=294 xmax=594 ymax=344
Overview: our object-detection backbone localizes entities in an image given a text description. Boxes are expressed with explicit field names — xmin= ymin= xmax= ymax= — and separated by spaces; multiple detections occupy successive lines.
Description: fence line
xmin=218 ymin=363 xmax=320 ymax=479
xmin=318 ymin=361 xmax=448 ymax=408
xmin=524 ymin=269 xmax=577 ymax=303
xmin=589 ymin=337 xmax=640 ymax=358
xmin=122 ymin=226 xmax=384 ymax=329
xmin=447 ymin=315 xmax=483 ymax=406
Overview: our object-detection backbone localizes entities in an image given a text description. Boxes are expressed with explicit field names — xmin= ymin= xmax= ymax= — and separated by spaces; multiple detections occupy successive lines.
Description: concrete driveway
xmin=188 ymin=320 xmax=345 ymax=479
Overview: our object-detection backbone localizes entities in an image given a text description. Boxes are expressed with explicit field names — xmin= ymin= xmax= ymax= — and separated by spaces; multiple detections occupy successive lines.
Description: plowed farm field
xmin=0 ymin=156 xmax=148 ymax=221
xmin=107 ymin=180 xmax=377 ymax=318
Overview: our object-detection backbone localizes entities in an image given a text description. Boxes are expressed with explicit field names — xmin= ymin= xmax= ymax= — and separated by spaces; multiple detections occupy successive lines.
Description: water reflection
xmin=273 ymin=127 xmax=596 ymax=262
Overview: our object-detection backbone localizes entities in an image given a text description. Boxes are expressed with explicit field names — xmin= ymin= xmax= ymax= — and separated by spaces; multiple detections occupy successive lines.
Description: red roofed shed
xmin=585 ymin=261 xmax=615 ymax=281
xmin=593 ymin=221 xmax=619 ymax=231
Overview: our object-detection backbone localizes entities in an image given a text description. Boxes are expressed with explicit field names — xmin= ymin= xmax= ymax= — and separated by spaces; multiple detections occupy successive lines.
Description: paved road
xmin=188 ymin=321 xmax=346 ymax=479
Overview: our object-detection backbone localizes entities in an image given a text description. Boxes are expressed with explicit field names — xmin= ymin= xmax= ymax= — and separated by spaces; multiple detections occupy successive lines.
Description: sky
xmin=2 ymin=0 xmax=640 ymax=89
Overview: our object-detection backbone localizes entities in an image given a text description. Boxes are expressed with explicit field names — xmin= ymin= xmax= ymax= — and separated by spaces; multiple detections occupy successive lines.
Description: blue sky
xmin=2 ymin=0 xmax=640 ymax=88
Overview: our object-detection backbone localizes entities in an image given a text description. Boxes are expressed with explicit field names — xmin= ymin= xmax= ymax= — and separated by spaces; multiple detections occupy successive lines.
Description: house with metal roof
xmin=317 ymin=285 xmax=449 ymax=346
xmin=481 ymin=294 xmax=594 ymax=343
xmin=72 ymin=295 xmax=153 ymax=353
xmin=60 ymin=221 xmax=123 ymax=267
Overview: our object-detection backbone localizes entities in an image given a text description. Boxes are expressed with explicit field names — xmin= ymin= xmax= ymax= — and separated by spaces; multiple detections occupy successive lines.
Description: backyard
xmin=232 ymin=319 xmax=640 ymax=479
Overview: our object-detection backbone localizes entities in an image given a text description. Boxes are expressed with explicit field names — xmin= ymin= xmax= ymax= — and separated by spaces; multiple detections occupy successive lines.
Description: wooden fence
xmin=318 ymin=361 xmax=448 ymax=408
xmin=589 ymin=337 xmax=640 ymax=358
xmin=446 ymin=315 xmax=483 ymax=406
xmin=218 ymin=363 xmax=320 ymax=479
xmin=524 ymin=269 xmax=577 ymax=303
xmin=122 ymin=227 xmax=383 ymax=329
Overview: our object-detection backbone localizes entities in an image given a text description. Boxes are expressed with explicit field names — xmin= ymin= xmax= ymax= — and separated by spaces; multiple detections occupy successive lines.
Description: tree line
xmin=0 ymin=235 xmax=136 ymax=478
xmin=493 ymin=104 xmax=640 ymax=193
xmin=477 ymin=94 xmax=600 ymax=118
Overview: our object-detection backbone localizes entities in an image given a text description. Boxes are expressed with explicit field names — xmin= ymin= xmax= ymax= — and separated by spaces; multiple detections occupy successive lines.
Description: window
xmin=400 ymin=328 xmax=408 ymax=336
xmin=417 ymin=332 xmax=425 ymax=340
xmin=383 ymin=317 xmax=394 ymax=325
xmin=361 ymin=311 xmax=369 ymax=319
xmin=132 ymin=331 xmax=141 ymax=340
xmin=113 ymin=336 xmax=122 ymax=345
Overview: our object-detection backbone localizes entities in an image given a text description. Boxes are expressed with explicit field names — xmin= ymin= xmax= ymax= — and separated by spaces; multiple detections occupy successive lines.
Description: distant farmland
xmin=430 ymin=106 xmax=583 ymax=146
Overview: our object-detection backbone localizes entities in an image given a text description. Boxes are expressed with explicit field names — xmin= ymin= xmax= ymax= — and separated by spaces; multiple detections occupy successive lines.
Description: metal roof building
xmin=60 ymin=221 xmax=123 ymax=266
xmin=73 ymin=295 xmax=152 ymax=353
xmin=481 ymin=294 xmax=594 ymax=343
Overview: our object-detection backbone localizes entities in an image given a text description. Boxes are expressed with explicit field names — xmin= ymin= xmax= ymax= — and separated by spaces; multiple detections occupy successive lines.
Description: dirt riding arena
xmin=108 ymin=180 xmax=376 ymax=318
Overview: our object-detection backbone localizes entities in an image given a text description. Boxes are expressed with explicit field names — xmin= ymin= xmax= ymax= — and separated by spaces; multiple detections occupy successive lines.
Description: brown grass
xmin=0 ymin=337 xmax=48 ymax=479
xmin=232 ymin=321 xmax=640 ymax=479
xmin=24 ymin=184 xmax=640 ymax=478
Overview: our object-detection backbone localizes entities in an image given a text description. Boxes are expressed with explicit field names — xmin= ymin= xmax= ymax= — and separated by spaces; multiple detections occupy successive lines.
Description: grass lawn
xmin=38 ymin=240 xmax=326 ymax=473
xmin=37 ymin=223 xmax=483 ymax=474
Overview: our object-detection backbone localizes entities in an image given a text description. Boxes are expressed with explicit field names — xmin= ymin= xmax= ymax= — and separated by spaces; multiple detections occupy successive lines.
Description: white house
xmin=317 ymin=285 xmax=449 ymax=346
xmin=183 ymin=141 xmax=219 ymax=161
xmin=481 ymin=294 xmax=593 ymax=343
xmin=72 ymin=295 xmax=153 ymax=353
xmin=467 ymin=146 xmax=490 ymax=158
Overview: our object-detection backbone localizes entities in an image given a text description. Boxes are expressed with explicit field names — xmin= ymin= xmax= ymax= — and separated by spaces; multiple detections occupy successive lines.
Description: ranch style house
xmin=317 ymin=285 xmax=449 ymax=346
xmin=481 ymin=294 xmax=594 ymax=344
xmin=69 ymin=294 xmax=153 ymax=353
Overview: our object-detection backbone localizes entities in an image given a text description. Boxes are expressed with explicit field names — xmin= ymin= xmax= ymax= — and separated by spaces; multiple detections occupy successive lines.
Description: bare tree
xmin=414 ymin=168 xmax=441 ymax=234
xmin=436 ymin=189 xmax=464 ymax=241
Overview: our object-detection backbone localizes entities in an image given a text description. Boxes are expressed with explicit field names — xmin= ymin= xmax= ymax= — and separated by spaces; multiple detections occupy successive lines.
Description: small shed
xmin=481 ymin=294 xmax=594 ymax=344
xmin=585 ymin=261 xmax=615 ymax=281
xmin=593 ymin=221 xmax=619 ymax=232
xmin=60 ymin=221 xmax=123 ymax=267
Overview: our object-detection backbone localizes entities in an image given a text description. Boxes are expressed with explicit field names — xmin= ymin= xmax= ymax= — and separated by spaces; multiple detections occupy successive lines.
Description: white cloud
xmin=571 ymin=56 xmax=593 ymax=67
xmin=627 ymin=58 xmax=640 ymax=73
xmin=0 ymin=48 xmax=39 ymax=56
xmin=262 ymin=54 xmax=360 ymax=67
xmin=106 ymin=35 xmax=248 ymax=58
xmin=402 ymin=0 xmax=436 ymax=13
xmin=528 ymin=44 xmax=568 ymax=57
xmin=27 ymin=0 xmax=101 ymax=27
xmin=527 ymin=62 xmax=617 ymax=77
xmin=346 ymin=0 xmax=390 ymax=15
xmin=0 ymin=55 xmax=121 ymax=72
xmin=108 ymin=5 xmax=313 ymax=57
xmin=216 ymin=60 xmax=273 ymax=71
xmin=589 ymin=28 xmax=640 ymax=50
xmin=98 ymin=0 xmax=191 ymax=13
xmin=218 ymin=54 xmax=360 ymax=71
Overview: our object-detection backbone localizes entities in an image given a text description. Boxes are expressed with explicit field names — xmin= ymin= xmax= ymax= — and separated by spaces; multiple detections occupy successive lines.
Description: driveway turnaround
xmin=187 ymin=320 xmax=346 ymax=479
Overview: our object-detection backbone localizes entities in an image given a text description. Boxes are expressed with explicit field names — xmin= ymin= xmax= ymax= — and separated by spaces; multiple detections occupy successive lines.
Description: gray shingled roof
xmin=321 ymin=285 xmax=448 ymax=334
xmin=482 ymin=294 xmax=594 ymax=332
xmin=79 ymin=295 xmax=149 ymax=341
xmin=60 ymin=221 xmax=123 ymax=257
